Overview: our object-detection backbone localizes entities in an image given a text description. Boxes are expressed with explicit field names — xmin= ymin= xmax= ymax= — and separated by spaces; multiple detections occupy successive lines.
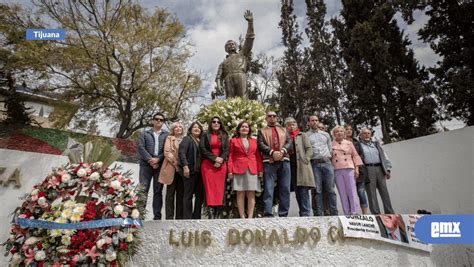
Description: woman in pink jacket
xmin=331 ymin=126 xmax=364 ymax=215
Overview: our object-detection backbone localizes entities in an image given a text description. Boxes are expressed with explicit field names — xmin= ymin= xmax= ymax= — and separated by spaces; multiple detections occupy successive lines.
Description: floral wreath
xmin=3 ymin=141 xmax=144 ymax=266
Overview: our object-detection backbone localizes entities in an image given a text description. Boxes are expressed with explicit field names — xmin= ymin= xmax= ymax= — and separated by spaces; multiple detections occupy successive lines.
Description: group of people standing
xmin=138 ymin=111 xmax=395 ymax=220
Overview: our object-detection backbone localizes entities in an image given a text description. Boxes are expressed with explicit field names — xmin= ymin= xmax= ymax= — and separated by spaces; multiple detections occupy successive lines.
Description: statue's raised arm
xmin=242 ymin=10 xmax=254 ymax=57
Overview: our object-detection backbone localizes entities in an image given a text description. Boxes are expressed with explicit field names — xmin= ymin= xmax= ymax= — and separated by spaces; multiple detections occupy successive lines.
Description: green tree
xmin=275 ymin=0 xmax=307 ymax=127
xmin=304 ymin=0 xmax=347 ymax=128
xmin=417 ymin=1 xmax=474 ymax=125
xmin=0 ymin=72 xmax=36 ymax=125
xmin=0 ymin=4 xmax=44 ymax=126
xmin=332 ymin=0 xmax=437 ymax=142
xmin=5 ymin=1 xmax=201 ymax=138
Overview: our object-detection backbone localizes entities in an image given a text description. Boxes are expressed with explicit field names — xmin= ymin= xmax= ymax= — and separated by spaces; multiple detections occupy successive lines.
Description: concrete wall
xmin=381 ymin=126 xmax=473 ymax=215
xmin=130 ymin=217 xmax=433 ymax=266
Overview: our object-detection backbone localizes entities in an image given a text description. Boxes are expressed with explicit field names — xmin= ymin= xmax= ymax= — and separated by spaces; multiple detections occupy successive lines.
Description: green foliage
xmin=418 ymin=0 xmax=473 ymax=125
xmin=332 ymin=1 xmax=437 ymax=142
xmin=275 ymin=0 xmax=307 ymax=127
xmin=2 ymin=85 xmax=36 ymax=126
xmin=304 ymin=0 xmax=347 ymax=129
xmin=65 ymin=140 xmax=121 ymax=168
xmin=197 ymin=98 xmax=268 ymax=137
xmin=21 ymin=127 xmax=69 ymax=150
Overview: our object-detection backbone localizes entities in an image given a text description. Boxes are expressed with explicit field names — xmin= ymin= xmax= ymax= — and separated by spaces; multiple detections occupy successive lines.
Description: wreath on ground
xmin=2 ymin=141 xmax=144 ymax=266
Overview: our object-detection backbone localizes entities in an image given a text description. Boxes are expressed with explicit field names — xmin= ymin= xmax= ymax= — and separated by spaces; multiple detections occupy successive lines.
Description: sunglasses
xmin=154 ymin=118 xmax=164 ymax=122
xmin=267 ymin=115 xmax=277 ymax=118
xmin=212 ymin=120 xmax=221 ymax=124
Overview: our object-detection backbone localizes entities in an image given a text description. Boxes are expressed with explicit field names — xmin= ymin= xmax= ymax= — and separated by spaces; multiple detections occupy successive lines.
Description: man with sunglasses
xmin=138 ymin=112 xmax=169 ymax=220
xmin=257 ymin=111 xmax=292 ymax=217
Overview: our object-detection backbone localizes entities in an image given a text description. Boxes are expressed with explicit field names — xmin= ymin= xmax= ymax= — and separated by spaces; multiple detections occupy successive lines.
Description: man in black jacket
xmin=138 ymin=112 xmax=169 ymax=220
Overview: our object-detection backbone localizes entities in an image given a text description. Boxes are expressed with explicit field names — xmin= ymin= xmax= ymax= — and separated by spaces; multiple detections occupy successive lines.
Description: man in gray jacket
xmin=138 ymin=112 xmax=169 ymax=220
xmin=359 ymin=128 xmax=394 ymax=214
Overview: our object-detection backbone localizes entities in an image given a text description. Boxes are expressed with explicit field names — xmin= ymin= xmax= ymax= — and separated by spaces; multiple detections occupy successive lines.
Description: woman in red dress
xmin=199 ymin=116 xmax=229 ymax=219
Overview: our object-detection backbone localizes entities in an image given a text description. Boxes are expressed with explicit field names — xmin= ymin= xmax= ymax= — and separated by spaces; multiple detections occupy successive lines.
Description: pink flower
xmin=120 ymin=211 xmax=129 ymax=218
xmin=23 ymin=248 xmax=35 ymax=265
xmin=47 ymin=177 xmax=60 ymax=189
xmin=85 ymin=246 xmax=103 ymax=264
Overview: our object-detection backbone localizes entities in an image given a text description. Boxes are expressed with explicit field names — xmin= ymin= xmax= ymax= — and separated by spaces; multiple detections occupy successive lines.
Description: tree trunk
xmin=335 ymin=105 xmax=341 ymax=125
xmin=380 ymin=115 xmax=390 ymax=144
xmin=116 ymin=115 xmax=131 ymax=139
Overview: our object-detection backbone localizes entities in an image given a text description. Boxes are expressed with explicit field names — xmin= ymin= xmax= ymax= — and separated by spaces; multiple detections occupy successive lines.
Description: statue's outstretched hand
xmin=244 ymin=10 xmax=253 ymax=22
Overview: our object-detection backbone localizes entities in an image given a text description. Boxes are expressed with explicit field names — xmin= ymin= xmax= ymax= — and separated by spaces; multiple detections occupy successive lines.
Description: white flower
xmin=51 ymin=197 xmax=63 ymax=208
xmin=31 ymin=189 xmax=39 ymax=196
xmin=57 ymin=248 xmax=69 ymax=254
xmin=131 ymin=209 xmax=140 ymax=219
xmin=126 ymin=233 xmax=134 ymax=242
xmin=227 ymin=122 xmax=231 ymax=126
xmin=93 ymin=161 xmax=103 ymax=169
xmin=11 ymin=253 xmax=21 ymax=265
xmin=61 ymin=235 xmax=71 ymax=245
xmin=64 ymin=229 xmax=76 ymax=236
xmin=105 ymin=251 xmax=117 ymax=261
xmin=110 ymin=180 xmax=123 ymax=190
xmin=117 ymin=231 xmax=128 ymax=239
xmin=73 ymin=204 xmax=86 ymax=213
xmin=64 ymin=200 xmax=76 ymax=209
xmin=25 ymin=237 xmax=39 ymax=245
xmin=76 ymin=168 xmax=87 ymax=177
xmin=89 ymin=172 xmax=100 ymax=181
xmin=55 ymin=217 xmax=67 ymax=224
xmin=61 ymin=174 xmax=71 ymax=183
xmin=37 ymin=197 xmax=47 ymax=206
xmin=61 ymin=209 xmax=72 ymax=219
xmin=35 ymin=250 xmax=46 ymax=261
xmin=50 ymin=229 xmax=62 ymax=237
xmin=114 ymin=205 xmax=124 ymax=215
xmin=96 ymin=238 xmax=107 ymax=248
xmin=70 ymin=212 xmax=82 ymax=222
xmin=103 ymin=170 xmax=112 ymax=179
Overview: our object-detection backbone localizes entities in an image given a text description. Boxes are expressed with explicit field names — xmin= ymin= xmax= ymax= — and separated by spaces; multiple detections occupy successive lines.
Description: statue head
xmin=225 ymin=40 xmax=238 ymax=54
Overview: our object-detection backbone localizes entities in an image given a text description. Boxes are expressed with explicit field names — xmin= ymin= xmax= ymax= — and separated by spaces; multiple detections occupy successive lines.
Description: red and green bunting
xmin=0 ymin=126 xmax=138 ymax=163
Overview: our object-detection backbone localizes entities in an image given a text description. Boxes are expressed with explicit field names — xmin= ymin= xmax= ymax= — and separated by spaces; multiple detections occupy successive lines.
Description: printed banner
xmin=339 ymin=214 xmax=432 ymax=252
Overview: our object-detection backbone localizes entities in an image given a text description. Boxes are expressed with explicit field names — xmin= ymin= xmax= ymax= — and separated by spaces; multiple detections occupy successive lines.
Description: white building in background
xmin=0 ymin=83 xmax=78 ymax=129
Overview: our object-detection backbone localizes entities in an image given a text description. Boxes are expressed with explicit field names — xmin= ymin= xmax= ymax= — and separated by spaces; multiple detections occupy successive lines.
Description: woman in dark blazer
xmin=199 ymin=116 xmax=229 ymax=219
xmin=227 ymin=121 xmax=263 ymax=219
xmin=179 ymin=122 xmax=204 ymax=219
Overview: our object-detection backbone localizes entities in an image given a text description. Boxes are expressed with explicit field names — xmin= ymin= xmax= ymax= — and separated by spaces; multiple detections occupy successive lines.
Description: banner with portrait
xmin=338 ymin=214 xmax=432 ymax=252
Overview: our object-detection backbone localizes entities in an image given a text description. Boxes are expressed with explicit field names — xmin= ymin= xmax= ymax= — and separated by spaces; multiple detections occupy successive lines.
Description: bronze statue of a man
xmin=215 ymin=10 xmax=254 ymax=99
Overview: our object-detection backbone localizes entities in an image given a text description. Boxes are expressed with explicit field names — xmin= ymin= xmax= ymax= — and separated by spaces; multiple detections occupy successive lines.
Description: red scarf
xmin=290 ymin=128 xmax=300 ymax=141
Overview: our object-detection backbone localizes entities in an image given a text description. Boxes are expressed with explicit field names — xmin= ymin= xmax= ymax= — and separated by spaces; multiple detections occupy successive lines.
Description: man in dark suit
xmin=138 ymin=112 xmax=169 ymax=220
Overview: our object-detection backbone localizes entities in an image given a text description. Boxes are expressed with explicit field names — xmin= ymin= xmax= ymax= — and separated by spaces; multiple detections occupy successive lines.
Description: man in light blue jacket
xmin=138 ymin=112 xmax=169 ymax=220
